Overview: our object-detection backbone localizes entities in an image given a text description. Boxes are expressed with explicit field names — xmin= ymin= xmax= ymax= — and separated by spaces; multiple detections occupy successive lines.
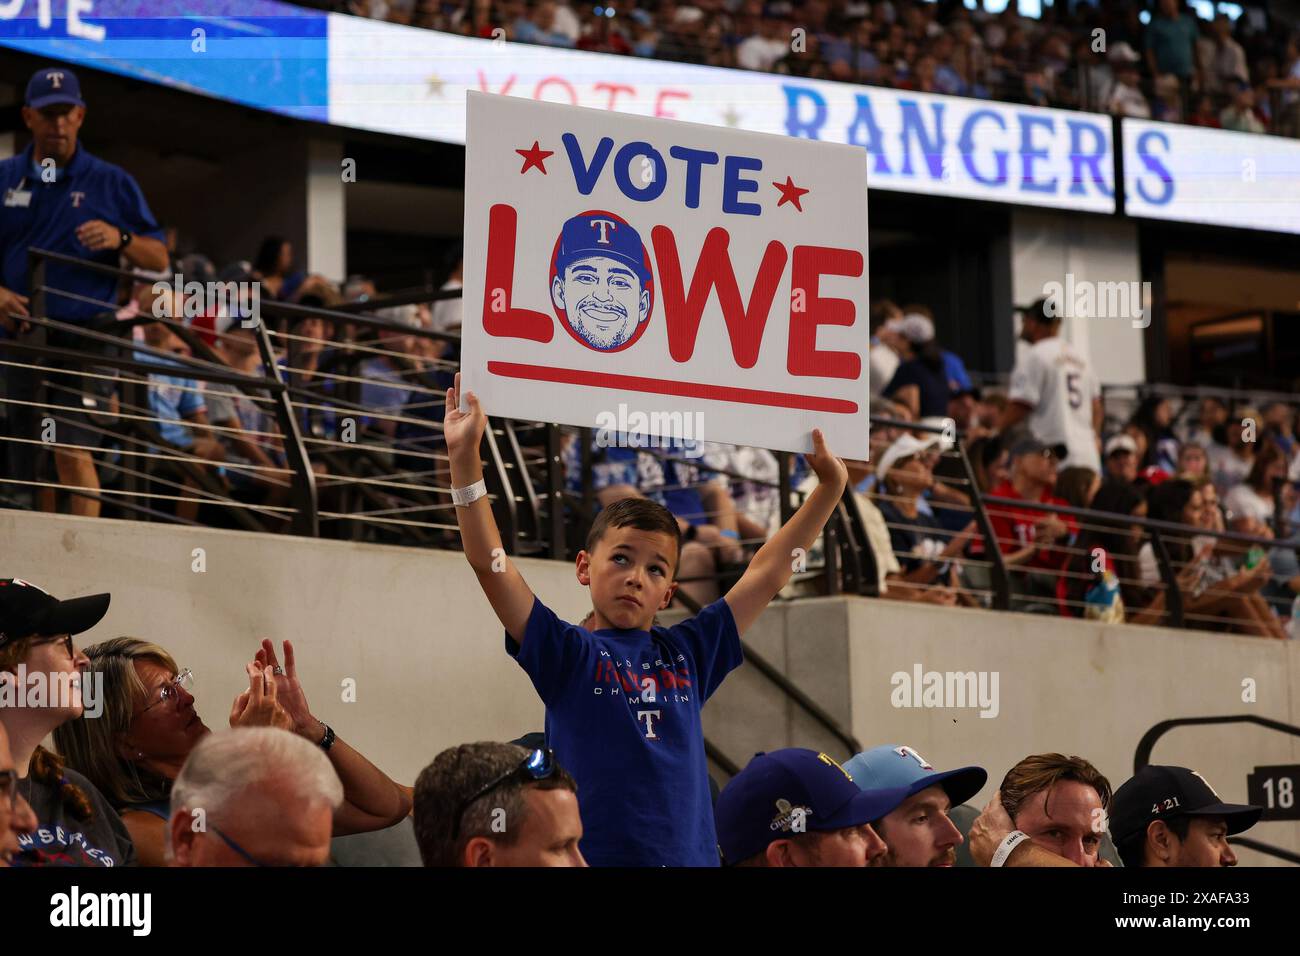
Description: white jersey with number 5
xmin=1009 ymin=336 xmax=1100 ymax=471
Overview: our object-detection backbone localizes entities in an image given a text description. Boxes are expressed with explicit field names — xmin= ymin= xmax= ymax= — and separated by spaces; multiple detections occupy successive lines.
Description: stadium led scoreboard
xmin=2 ymin=0 xmax=1297 ymax=235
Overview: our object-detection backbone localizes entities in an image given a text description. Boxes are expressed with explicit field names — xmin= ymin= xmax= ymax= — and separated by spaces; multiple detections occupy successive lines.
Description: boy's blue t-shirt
xmin=507 ymin=597 xmax=743 ymax=867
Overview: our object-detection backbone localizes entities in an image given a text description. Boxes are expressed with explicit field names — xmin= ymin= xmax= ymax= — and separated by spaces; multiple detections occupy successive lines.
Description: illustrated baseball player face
xmin=552 ymin=256 xmax=650 ymax=351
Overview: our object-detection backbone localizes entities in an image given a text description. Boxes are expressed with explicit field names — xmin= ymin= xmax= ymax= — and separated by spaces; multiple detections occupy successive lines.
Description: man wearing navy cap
xmin=843 ymin=744 xmax=987 ymax=867
xmin=550 ymin=212 xmax=651 ymax=352
xmin=1110 ymin=766 xmax=1262 ymax=868
xmin=715 ymin=748 xmax=909 ymax=866
xmin=1 ymin=66 xmax=169 ymax=516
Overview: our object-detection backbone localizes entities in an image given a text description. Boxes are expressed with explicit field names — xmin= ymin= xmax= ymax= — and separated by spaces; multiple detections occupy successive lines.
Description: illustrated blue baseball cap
xmin=843 ymin=745 xmax=987 ymax=808
xmin=25 ymin=66 xmax=84 ymax=110
xmin=715 ymin=748 xmax=910 ymax=865
xmin=555 ymin=212 xmax=651 ymax=285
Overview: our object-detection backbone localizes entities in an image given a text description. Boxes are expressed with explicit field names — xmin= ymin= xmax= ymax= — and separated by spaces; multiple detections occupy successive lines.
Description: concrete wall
xmin=1011 ymin=208 xmax=1147 ymax=386
xmin=6 ymin=510 xmax=1298 ymax=864
xmin=307 ymin=138 xmax=347 ymax=282
xmin=691 ymin=596 xmax=1299 ymax=866
xmin=2 ymin=510 xmax=585 ymax=785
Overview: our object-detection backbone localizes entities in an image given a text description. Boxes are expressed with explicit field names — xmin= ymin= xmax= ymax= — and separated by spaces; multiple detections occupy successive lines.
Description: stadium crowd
xmin=0 ymin=63 xmax=1290 ymax=871
xmin=0 ymin=574 xmax=1265 ymax=868
xmin=3 ymin=65 xmax=1299 ymax=638
xmin=303 ymin=0 xmax=1300 ymax=135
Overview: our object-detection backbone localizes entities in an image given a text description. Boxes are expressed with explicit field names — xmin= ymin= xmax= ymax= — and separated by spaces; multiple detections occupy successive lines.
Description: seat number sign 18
xmin=1246 ymin=764 xmax=1300 ymax=821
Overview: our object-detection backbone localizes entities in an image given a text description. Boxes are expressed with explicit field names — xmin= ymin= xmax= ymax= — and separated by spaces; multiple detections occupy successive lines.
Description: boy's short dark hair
xmin=585 ymin=497 xmax=683 ymax=576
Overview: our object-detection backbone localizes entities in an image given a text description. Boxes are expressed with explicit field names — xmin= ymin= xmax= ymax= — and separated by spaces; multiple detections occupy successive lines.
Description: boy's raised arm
xmin=724 ymin=429 xmax=848 ymax=635
xmin=445 ymin=372 xmax=537 ymax=643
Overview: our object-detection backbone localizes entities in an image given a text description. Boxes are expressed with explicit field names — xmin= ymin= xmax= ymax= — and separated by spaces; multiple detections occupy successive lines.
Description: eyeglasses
xmin=139 ymin=668 xmax=194 ymax=714
xmin=209 ymin=823 xmax=273 ymax=867
xmin=451 ymin=748 xmax=556 ymax=841
xmin=0 ymin=769 xmax=17 ymax=811
xmin=36 ymin=634 xmax=75 ymax=658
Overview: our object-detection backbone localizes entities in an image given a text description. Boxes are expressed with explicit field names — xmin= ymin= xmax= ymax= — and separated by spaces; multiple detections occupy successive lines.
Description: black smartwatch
xmin=118 ymin=229 xmax=133 ymax=250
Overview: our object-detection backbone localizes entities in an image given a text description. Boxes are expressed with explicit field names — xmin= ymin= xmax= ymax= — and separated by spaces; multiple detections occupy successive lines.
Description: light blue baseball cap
xmin=842 ymin=745 xmax=987 ymax=809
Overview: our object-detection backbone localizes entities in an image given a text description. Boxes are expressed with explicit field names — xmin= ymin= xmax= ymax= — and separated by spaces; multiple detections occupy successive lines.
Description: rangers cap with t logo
xmin=842 ymin=744 xmax=988 ymax=806
xmin=25 ymin=67 xmax=85 ymax=110
xmin=555 ymin=212 xmax=651 ymax=285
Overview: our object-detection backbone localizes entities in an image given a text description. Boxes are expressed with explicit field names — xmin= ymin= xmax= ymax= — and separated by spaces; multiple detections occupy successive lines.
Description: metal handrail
xmin=1230 ymin=837 xmax=1300 ymax=865
xmin=704 ymin=738 xmax=741 ymax=778
xmin=671 ymin=589 xmax=863 ymax=761
xmin=1103 ymin=380 xmax=1300 ymax=411
xmin=981 ymin=493 xmax=1289 ymax=550
xmin=865 ymin=415 xmax=1012 ymax=609
xmin=8 ymin=248 xmax=522 ymax=544
xmin=1134 ymin=714 xmax=1300 ymax=771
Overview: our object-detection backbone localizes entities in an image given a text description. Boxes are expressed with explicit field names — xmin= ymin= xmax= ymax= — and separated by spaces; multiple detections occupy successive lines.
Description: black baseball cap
xmin=0 ymin=578 xmax=110 ymax=648
xmin=1009 ymin=436 xmax=1068 ymax=461
xmin=25 ymin=66 xmax=85 ymax=110
xmin=1021 ymin=297 xmax=1062 ymax=326
xmin=714 ymin=748 xmax=909 ymax=865
xmin=1109 ymin=766 xmax=1262 ymax=845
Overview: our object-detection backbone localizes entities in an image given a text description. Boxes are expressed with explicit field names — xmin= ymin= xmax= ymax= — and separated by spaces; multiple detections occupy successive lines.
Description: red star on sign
xmin=516 ymin=141 xmax=554 ymax=175
xmin=772 ymin=176 xmax=810 ymax=212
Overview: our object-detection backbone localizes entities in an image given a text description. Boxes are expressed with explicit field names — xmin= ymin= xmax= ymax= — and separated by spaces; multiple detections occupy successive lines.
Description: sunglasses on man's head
xmin=209 ymin=824 xmax=275 ymax=867
xmin=451 ymin=748 xmax=556 ymax=842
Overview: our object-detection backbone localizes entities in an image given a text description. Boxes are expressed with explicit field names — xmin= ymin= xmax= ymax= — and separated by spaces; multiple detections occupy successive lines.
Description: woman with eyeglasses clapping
xmin=55 ymin=636 xmax=411 ymax=866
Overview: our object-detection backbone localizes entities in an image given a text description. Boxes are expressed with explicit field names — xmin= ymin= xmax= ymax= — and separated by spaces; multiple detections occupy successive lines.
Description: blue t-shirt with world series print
xmin=507 ymin=597 xmax=742 ymax=866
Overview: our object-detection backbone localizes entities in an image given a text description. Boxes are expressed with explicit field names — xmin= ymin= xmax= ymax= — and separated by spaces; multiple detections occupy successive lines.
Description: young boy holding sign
xmin=444 ymin=372 xmax=848 ymax=866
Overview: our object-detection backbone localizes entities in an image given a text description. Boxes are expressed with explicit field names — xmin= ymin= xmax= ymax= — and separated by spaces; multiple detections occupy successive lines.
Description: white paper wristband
xmin=990 ymin=830 xmax=1031 ymax=868
xmin=451 ymin=478 xmax=488 ymax=507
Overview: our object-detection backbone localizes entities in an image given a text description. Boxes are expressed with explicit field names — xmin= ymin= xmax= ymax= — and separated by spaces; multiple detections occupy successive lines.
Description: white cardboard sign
xmin=461 ymin=91 xmax=871 ymax=458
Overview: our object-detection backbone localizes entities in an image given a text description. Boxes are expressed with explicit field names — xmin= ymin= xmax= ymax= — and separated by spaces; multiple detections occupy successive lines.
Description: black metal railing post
xmin=1149 ymin=526 xmax=1183 ymax=629
xmin=481 ymin=418 xmax=519 ymax=554
xmin=546 ymin=423 xmax=565 ymax=559
xmin=26 ymin=249 xmax=47 ymax=327
xmin=778 ymin=451 xmax=793 ymax=525
xmin=255 ymin=317 xmax=318 ymax=536
xmin=957 ymin=436 xmax=1011 ymax=611
xmin=823 ymin=511 xmax=841 ymax=596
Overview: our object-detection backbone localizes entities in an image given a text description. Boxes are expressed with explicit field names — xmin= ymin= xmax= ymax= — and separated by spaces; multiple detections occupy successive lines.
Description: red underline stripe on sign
xmin=486 ymin=362 xmax=859 ymax=414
